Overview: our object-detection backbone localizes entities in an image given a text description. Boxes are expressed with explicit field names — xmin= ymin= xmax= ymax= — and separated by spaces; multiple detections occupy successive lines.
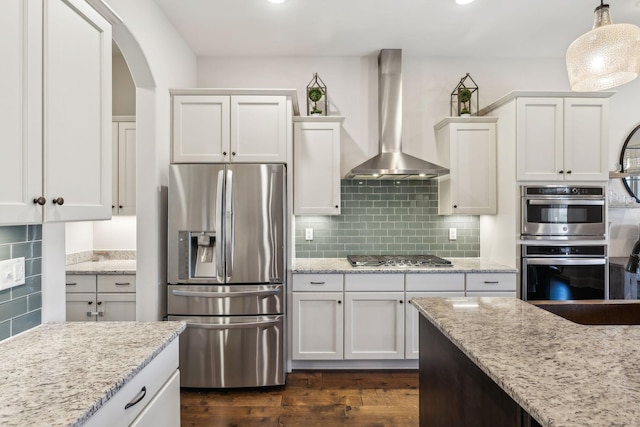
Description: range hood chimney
xmin=346 ymin=49 xmax=449 ymax=180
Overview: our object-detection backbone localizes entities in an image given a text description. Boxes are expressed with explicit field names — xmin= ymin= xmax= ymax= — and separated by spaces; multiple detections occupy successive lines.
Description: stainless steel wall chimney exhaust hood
xmin=346 ymin=49 xmax=449 ymax=180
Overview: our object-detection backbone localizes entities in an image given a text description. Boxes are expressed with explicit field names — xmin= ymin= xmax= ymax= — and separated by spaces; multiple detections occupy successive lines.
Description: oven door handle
xmin=171 ymin=289 xmax=280 ymax=298
xmin=527 ymin=199 xmax=605 ymax=206
xmin=524 ymin=258 xmax=606 ymax=266
xmin=184 ymin=319 xmax=281 ymax=330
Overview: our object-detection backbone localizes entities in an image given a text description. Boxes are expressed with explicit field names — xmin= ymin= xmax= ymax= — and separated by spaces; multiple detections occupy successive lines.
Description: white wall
xmin=198 ymin=55 xmax=640 ymax=257
xmin=64 ymin=222 xmax=94 ymax=254
xmin=112 ymin=50 xmax=136 ymax=116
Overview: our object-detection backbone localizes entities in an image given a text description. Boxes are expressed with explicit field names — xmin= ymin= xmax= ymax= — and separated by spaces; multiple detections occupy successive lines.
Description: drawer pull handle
xmin=484 ymin=281 xmax=500 ymax=284
xmin=309 ymin=281 xmax=325 ymax=285
xmin=115 ymin=282 xmax=130 ymax=286
xmin=124 ymin=386 xmax=147 ymax=410
xmin=87 ymin=311 xmax=100 ymax=316
xmin=66 ymin=282 xmax=77 ymax=286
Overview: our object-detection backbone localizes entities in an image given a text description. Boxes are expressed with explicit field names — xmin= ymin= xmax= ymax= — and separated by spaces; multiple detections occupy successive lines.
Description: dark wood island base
xmin=419 ymin=316 xmax=541 ymax=427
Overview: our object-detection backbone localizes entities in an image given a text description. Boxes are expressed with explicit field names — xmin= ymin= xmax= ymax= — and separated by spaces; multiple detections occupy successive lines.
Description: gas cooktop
xmin=347 ymin=255 xmax=453 ymax=268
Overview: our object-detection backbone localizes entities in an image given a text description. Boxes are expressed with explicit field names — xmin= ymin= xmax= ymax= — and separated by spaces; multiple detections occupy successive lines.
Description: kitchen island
xmin=412 ymin=297 xmax=640 ymax=426
xmin=0 ymin=321 xmax=185 ymax=426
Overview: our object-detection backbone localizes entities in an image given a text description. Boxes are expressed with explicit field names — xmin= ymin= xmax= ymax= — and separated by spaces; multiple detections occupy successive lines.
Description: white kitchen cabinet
xmin=112 ymin=118 xmax=136 ymax=216
xmin=435 ymin=118 xmax=498 ymax=215
xmin=516 ymin=97 xmax=609 ymax=182
xmin=405 ymin=273 xmax=465 ymax=360
xmin=172 ymin=93 xmax=289 ymax=163
xmin=86 ymin=338 xmax=180 ymax=427
xmin=0 ymin=0 xmax=112 ymax=225
xmin=293 ymin=117 xmax=344 ymax=215
xmin=465 ymin=272 xmax=517 ymax=297
xmin=291 ymin=274 xmax=344 ymax=360
xmin=66 ymin=274 xmax=136 ymax=321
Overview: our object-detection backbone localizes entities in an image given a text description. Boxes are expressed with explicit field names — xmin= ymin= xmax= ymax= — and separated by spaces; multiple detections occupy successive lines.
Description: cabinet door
xmin=172 ymin=95 xmax=230 ymax=163
xmin=344 ymin=292 xmax=404 ymax=360
xmin=230 ymin=95 xmax=287 ymax=162
xmin=111 ymin=122 xmax=119 ymax=215
xmin=563 ymin=98 xmax=608 ymax=181
xmin=516 ymin=98 xmax=564 ymax=181
xmin=98 ymin=293 xmax=136 ymax=321
xmin=449 ymin=123 xmax=496 ymax=214
xmin=66 ymin=293 xmax=98 ymax=321
xmin=292 ymin=292 xmax=343 ymax=360
xmin=44 ymin=0 xmax=112 ymax=222
xmin=130 ymin=370 xmax=180 ymax=427
xmin=405 ymin=292 xmax=464 ymax=360
xmin=118 ymin=121 xmax=137 ymax=215
xmin=293 ymin=120 xmax=341 ymax=215
xmin=0 ymin=0 xmax=42 ymax=224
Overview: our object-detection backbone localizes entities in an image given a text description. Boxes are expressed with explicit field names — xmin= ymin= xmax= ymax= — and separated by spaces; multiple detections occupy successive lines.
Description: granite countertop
xmin=412 ymin=297 xmax=640 ymax=426
xmin=66 ymin=259 xmax=136 ymax=275
xmin=0 ymin=321 xmax=185 ymax=427
xmin=291 ymin=258 xmax=517 ymax=274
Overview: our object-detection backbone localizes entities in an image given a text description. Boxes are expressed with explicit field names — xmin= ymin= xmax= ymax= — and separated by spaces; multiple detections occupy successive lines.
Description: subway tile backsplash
xmin=295 ymin=179 xmax=480 ymax=258
xmin=0 ymin=225 xmax=42 ymax=340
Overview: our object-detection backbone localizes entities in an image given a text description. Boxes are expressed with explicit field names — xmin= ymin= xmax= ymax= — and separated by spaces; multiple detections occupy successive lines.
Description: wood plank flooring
xmin=180 ymin=370 xmax=419 ymax=427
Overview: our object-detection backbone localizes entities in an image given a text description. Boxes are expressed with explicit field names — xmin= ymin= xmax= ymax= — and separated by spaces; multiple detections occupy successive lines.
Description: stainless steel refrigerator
xmin=167 ymin=163 xmax=286 ymax=388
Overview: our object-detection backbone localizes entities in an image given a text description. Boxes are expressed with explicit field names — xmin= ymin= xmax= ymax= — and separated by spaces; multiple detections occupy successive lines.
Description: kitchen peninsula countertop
xmin=412 ymin=297 xmax=640 ymax=426
xmin=0 ymin=321 xmax=185 ymax=426
xmin=291 ymin=257 xmax=516 ymax=274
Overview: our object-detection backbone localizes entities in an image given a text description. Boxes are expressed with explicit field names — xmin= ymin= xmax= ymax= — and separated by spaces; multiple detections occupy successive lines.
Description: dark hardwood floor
xmin=180 ymin=370 xmax=419 ymax=427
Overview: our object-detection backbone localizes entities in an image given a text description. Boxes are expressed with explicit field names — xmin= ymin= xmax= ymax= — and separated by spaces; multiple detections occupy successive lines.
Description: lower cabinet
xmin=66 ymin=274 xmax=136 ymax=321
xmin=292 ymin=291 xmax=343 ymax=360
xmin=85 ymin=338 xmax=180 ymax=427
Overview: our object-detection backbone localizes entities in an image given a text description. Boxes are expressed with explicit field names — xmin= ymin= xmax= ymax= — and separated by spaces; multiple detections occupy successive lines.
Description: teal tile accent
xmin=295 ymin=180 xmax=480 ymax=258
xmin=0 ymin=225 xmax=42 ymax=340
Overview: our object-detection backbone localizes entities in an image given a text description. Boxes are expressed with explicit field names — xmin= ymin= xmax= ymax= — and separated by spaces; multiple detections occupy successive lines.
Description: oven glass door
xmin=522 ymin=199 xmax=605 ymax=237
xmin=522 ymin=258 xmax=606 ymax=301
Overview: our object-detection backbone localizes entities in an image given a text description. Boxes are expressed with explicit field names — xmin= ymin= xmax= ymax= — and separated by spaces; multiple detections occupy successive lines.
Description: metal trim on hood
xmin=346 ymin=49 xmax=449 ymax=180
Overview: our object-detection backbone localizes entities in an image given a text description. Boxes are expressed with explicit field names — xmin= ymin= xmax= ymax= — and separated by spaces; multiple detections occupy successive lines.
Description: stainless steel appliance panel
xmin=167 ymin=284 xmax=283 ymax=316
xmin=168 ymin=315 xmax=285 ymax=388
xmin=226 ymin=164 xmax=285 ymax=284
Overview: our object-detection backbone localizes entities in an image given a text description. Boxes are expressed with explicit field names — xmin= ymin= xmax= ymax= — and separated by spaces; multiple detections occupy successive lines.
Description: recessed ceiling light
xmin=456 ymin=0 xmax=475 ymax=4
xmin=267 ymin=0 xmax=287 ymax=4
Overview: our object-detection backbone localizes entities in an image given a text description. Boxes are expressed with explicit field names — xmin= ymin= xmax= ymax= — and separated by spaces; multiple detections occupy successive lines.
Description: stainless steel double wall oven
xmin=167 ymin=164 xmax=286 ymax=388
xmin=520 ymin=185 xmax=608 ymax=301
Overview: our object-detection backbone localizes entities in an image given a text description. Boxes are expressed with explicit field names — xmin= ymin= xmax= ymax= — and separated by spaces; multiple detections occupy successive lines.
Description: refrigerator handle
xmin=215 ymin=170 xmax=224 ymax=282
xmin=226 ymin=168 xmax=234 ymax=280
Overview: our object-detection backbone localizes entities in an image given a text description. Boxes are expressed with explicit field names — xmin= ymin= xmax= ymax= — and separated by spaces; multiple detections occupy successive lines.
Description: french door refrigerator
xmin=167 ymin=163 xmax=286 ymax=388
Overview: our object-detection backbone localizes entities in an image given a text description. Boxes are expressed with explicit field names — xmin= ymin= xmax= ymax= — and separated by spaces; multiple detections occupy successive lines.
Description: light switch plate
xmin=0 ymin=257 xmax=26 ymax=291
xmin=449 ymin=228 xmax=457 ymax=240
xmin=305 ymin=228 xmax=314 ymax=241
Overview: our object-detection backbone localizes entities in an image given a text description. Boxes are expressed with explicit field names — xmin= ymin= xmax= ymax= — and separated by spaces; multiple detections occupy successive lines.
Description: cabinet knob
xmin=232 ymin=152 xmax=236 ymax=156
xmin=87 ymin=301 xmax=93 ymax=305
xmin=399 ymin=300 xmax=404 ymax=304
xmin=335 ymin=205 xmax=339 ymax=208
xmin=97 ymin=301 xmax=102 ymax=306
xmin=337 ymin=300 xmax=342 ymax=304
xmin=223 ymin=151 xmax=227 ymax=156
xmin=558 ymin=170 xmax=564 ymax=174
xmin=33 ymin=197 xmax=46 ymax=206
xmin=453 ymin=205 xmax=458 ymax=208
xmin=119 ymin=205 xmax=123 ymax=209
xmin=52 ymin=197 xmax=65 ymax=205
xmin=566 ymin=170 xmax=572 ymax=174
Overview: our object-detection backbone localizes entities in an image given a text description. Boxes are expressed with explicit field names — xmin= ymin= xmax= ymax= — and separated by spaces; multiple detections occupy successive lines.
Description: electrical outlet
xmin=0 ymin=257 xmax=25 ymax=291
xmin=449 ymin=228 xmax=457 ymax=240
xmin=305 ymin=228 xmax=314 ymax=241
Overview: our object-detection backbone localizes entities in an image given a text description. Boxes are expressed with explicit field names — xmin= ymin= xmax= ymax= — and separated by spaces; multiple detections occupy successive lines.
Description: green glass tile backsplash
xmin=0 ymin=225 xmax=42 ymax=340
xmin=295 ymin=180 xmax=480 ymax=258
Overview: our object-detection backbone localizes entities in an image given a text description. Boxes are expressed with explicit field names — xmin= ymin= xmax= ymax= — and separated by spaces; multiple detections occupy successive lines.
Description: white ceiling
xmin=152 ymin=0 xmax=640 ymax=58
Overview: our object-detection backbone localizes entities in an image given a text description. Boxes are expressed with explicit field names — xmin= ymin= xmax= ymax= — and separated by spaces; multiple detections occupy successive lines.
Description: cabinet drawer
xmin=66 ymin=275 xmax=96 ymax=293
xmin=405 ymin=273 xmax=465 ymax=292
xmin=292 ymin=274 xmax=343 ymax=292
xmin=85 ymin=338 xmax=180 ymax=427
xmin=98 ymin=275 xmax=136 ymax=293
xmin=344 ymin=274 xmax=404 ymax=292
xmin=466 ymin=273 xmax=516 ymax=292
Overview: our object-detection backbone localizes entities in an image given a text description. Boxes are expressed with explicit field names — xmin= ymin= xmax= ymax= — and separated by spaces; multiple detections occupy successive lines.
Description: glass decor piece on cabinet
xmin=450 ymin=73 xmax=479 ymax=117
xmin=306 ymin=73 xmax=327 ymax=116
xmin=619 ymin=123 xmax=640 ymax=203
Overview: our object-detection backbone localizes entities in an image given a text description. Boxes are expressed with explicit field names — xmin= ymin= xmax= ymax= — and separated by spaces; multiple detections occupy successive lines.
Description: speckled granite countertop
xmin=0 ymin=321 xmax=185 ymax=427
xmin=412 ymin=297 xmax=640 ymax=426
xmin=66 ymin=259 xmax=136 ymax=275
xmin=291 ymin=258 xmax=516 ymax=273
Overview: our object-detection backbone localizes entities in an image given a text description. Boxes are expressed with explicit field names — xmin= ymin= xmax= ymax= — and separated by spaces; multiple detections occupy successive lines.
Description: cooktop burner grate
xmin=347 ymin=255 xmax=452 ymax=267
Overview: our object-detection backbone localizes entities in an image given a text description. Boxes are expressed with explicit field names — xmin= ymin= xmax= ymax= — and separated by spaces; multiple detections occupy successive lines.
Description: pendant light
xmin=566 ymin=1 xmax=640 ymax=92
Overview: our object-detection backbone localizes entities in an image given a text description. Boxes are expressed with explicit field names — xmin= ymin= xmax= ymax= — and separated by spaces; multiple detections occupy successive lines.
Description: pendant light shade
xmin=566 ymin=3 xmax=640 ymax=92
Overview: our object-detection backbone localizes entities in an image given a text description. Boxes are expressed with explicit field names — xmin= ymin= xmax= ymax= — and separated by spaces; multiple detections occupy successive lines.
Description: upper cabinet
xmin=171 ymin=91 xmax=296 ymax=163
xmin=0 ymin=0 xmax=112 ymax=225
xmin=516 ymin=97 xmax=609 ymax=182
xmin=112 ymin=117 xmax=136 ymax=216
xmin=435 ymin=117 xmax=498 ymax=215
xmin=293 ymin=117 xmax=343 ymax=215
